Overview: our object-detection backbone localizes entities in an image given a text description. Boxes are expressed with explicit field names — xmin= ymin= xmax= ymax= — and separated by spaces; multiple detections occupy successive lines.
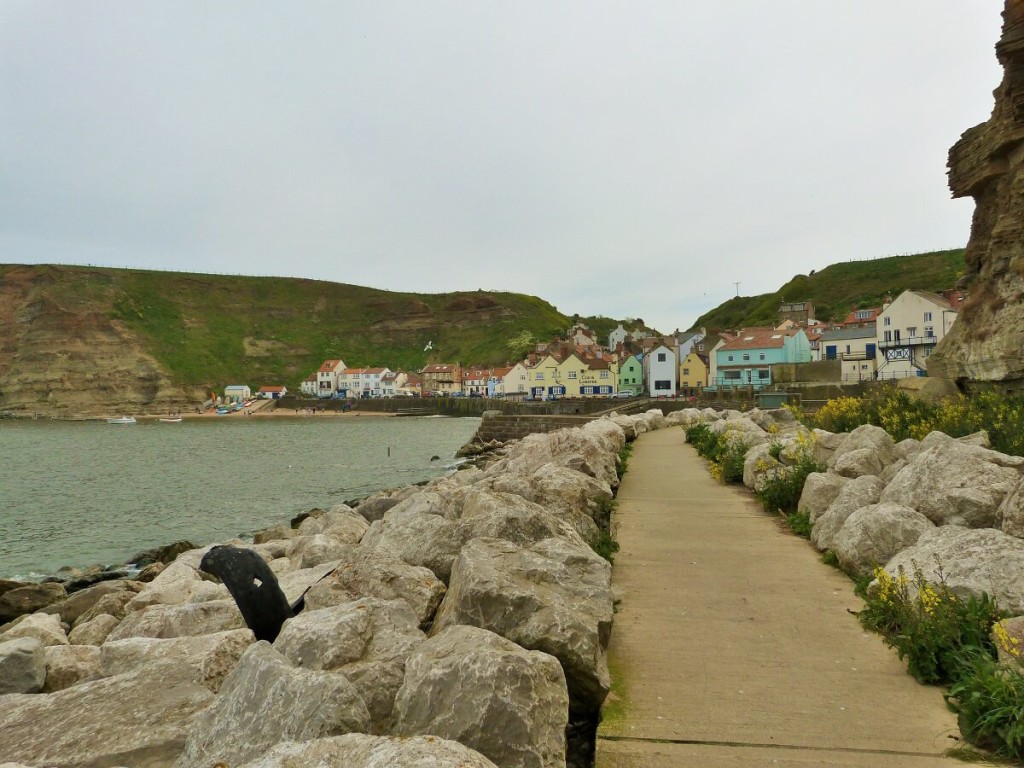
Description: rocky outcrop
xmin=0 ymin=581 xmax=66 ymax=624
xmin=176 ymin=641 xmax=370 ymax=767
xmin=828 ymin=424 xmax=899 ymax=479
xmin=928 ymin=2 xmax=1024 ymax=386
xmin=236 ymin=734 xmax=499 ymax=768
xmin=394 ymin=625 xmax=569 ymax=768
xmin=42 ymin=644 xmax=102 ymax=692
xmin=0 ymin=637 xmax=46 ymax=694
xmin=832 ymin=503 xmax=934 ymax=578
xmin=811 ymin=475 xmax=885 ymax=552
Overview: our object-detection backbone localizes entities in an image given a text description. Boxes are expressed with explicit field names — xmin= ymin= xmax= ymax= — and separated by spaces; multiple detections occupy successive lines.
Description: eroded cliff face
xmin=930 ymin=0 xmax=1024 ymax=387
xmin=0 ymin=266 xmax=192 ymax=417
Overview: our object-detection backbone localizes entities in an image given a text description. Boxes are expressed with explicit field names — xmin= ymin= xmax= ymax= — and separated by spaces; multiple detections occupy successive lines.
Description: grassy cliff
xmin=0 ymin=264 xmax=569 ymax=410
xmin=690 ymin=249 xmax=965 ymax=330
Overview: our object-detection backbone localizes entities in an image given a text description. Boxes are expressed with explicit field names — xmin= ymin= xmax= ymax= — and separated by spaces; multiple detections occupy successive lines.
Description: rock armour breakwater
xmin=0 ymin=408 xmax=690 ymax=768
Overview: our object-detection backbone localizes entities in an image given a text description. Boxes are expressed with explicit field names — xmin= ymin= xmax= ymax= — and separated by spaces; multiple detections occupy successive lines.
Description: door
xmin=825 ymin=345 xmax=837 ymax=360
xmin=866 ymin=343 xmax=876 ymax=359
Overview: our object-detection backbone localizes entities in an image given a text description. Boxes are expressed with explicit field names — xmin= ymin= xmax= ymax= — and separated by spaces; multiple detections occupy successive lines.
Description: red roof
xmin=258 ymin=386 xmax=286 ymax=393
xmin=319 ymin=359 xmax=343 ymax=373
xmin=721 ymin=328 xmax=797 ymax=351
xmin=422 ymin=364 xmax=459 ymax=374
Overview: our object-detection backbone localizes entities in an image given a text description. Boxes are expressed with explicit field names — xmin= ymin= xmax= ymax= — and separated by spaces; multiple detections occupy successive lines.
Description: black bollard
xmin=199 ymin=545 xmax=297 ymax=643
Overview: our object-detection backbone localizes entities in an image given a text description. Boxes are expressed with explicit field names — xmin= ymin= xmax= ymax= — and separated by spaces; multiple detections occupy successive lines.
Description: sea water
xmin=0 ymin=416 xmax=480 ymax=580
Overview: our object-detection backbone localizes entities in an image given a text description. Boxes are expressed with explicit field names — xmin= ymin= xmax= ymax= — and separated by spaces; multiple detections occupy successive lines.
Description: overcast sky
xmin=0 ymin=2 xmax=1005 ymax=332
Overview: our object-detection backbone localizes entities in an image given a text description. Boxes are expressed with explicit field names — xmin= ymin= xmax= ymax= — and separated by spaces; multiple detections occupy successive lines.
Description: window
xmin=845 ymin=345 xmax=851 ymax=354
xmin=742 ymin=354 xmax=750 ymax=361
xmin=924 ymin=312 xmax=933 ymax=322
xmin=536 ymin=373 xmax=544 ymax=380
xmin=568 ymin=371 xmax=577 ymax=379
xmin=724 ymin=370 xmax=741 ymax=380
xmin=599 ymin=371 xmax=609 ymax=379
xmin=683 ymin=368 xmax=690 ymax=375
xmin=925 ymin=326 xmax=934 ymax=337
xmin=727 ymin=354 xmax=734 ymax=362
xmin=884 ymin=317 xmax=891 ymax=326
xmin=759 ymin=353 xmax=765 ymax=360
xmin=654 ymin=380 xmax=671 ymax=390
xmin=884 ymin=331 xmax=892 ymax=342
xmin=698 ymin=344 xmax=705 ymax=352
xmin=856 ymin=310 xmax=871 ymax=320
xmin=757 ymin=369 xmax=770 ymax=380
xmin=907 ymin=327 xmax=917 ymax=338
xmin=657 ymin=352 xmax=666 ymax=362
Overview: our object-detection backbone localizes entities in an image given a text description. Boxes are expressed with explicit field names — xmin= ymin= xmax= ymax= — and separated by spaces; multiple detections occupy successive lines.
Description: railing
xmin=877 ymin=335 xmax=937 ymax=350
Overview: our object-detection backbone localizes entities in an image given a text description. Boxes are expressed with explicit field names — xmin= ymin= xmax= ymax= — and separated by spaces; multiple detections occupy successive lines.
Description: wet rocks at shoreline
xmin=0 ymin=408 xmax=675 ymax=768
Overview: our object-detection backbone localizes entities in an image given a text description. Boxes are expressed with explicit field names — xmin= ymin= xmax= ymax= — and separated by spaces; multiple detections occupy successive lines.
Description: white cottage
xmin=876 ymin=290 xmax=958 ymax=379
xmin=644 ymin=344 xmax=677 ymax=396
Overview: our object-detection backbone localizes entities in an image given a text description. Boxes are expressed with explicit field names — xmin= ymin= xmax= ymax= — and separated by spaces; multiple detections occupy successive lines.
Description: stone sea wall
xmin=0 ymin=408 xmax=684 ymax=768
xmin=677 ymin=406 xmax=1024 ymax=617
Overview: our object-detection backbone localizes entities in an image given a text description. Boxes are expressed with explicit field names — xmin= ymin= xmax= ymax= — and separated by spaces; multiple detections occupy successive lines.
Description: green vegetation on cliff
xmin=1 ymin=264 xmax=569 ymax=392
xmin=691 ymin=248 xmax=965 ymax=330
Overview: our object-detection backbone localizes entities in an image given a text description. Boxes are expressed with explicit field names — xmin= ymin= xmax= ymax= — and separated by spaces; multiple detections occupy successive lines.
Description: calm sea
xmin=0 ymin=416 xmax=480 ymax=580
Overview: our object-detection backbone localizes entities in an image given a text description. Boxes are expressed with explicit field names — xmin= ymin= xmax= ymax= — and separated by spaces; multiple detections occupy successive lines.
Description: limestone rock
xmin=40 ymin=579 xmax=142 ymax=625
xmin=176 ymin=641 xmax=370 ymax=768
xmin=0 ymin=582 xmax=66 ymax=624
xmin=355 ymin=493 xmax=402 ymax=522
xmin=287 ymin=533 xmax=350 ymax=568
xmin=0 ymin=660 xmax=214 ymax=767
xmin=881 ymin=526 xmax=1024 ymax=615
xmin=102 ymin=628 xmax=255 ymax=693
xmin=432 ymin=536 xmax=612 ymax=715
xmin=799 ymin=472 xmax=849 ymax=524
xmin=106 ymin=598 xmax=245 ymax=641
xmin=880 ymin=440 xmax=1021 ymax=528
xmin=236 ymin=733 xmax=499 ymax=768
xmin=124 ymin=560 xmax=227 ymax=612
xmin=828 ymin=424 xmax=899 ymax=478
xmin=68 ymin=613 xmax=121 ymax=646
xmin=811 ymin=428 xmax=848 ymax=466
xmin=999 ymin=476 xmax=1024 ymax=539
xmin=274 ymin=598 xmax=424 ymax=731
xmin=0 ymin=637 xmax=46 ymax=694
xmin=811 ymin=475 xmax=885 ymax=552
xmin=42 ymin=644 xmax=102 ymax=692
xmin=742 ymin=443 xmax=781 ymax=492
xmin=895 ymin=438 xmax=923 ymax=461
xmin=880 ymin=458 xmax=907 ymax=486
xmin=301 ymin=548 xmax=446 ymax=629
xmin=321 ymin=508 xmax=370 ymax=545
xmin=833 ymin=503 xmax=935 ymax=578
xmin=253 ymin=524 xmax=297 ymax=544
xmin=495 ymin=424 xmax=621 ymax=489
xmin=0 ymin=612 xmax=69 ymax=647
xmin=394 ymin=625 xmax=568 ymax=768
xmin=75 ymin=589 xmax=138 ymax=626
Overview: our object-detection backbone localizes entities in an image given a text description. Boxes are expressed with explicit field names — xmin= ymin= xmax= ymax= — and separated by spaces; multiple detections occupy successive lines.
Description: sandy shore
xmin=134 ymin=407 xmax=396 ymax=421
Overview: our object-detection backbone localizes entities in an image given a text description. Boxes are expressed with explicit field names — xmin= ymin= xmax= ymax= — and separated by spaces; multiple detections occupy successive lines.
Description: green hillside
xmin=2 ymin=265 xmax=570 ymax=392
xmin=690 ymin=249 xmax=966 ymax=330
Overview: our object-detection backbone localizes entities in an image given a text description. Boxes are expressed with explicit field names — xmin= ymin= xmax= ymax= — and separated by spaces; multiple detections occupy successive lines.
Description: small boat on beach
xmin=158 ymin=417 xmax=183 ymax=424
xmin=106 ymin=416 xmax=137 ymax=425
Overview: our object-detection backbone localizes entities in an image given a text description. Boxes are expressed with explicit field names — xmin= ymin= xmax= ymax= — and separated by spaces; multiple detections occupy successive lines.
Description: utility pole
xmin=733 ymin=282 xmax=740 ymax=297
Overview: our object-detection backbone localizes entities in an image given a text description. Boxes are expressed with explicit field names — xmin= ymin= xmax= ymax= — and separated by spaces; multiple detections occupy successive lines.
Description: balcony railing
xmin=877 ymin=335 xmax=937 ymax=349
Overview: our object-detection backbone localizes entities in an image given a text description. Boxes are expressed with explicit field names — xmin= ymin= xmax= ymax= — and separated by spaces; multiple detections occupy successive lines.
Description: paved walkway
xmin=595 ymin=427 xmax=967 ymax=767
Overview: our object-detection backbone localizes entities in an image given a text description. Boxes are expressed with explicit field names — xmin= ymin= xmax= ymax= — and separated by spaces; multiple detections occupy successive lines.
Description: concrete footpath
xmin=595 ymin=427 xmax=968 ymax=767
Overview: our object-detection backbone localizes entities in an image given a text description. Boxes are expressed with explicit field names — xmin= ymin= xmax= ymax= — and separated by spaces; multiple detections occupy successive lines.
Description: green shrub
xmin=948 ymin=640 xmax=1024 ymax=761
xmin=755 ymin=437 xmax=824 ymax=515
xmin=784 ymin=510 xmax=812 ymax=538
xmin=616 ymin=443 xmax=633 ymax=482
xmin=715 ymin=438 xmax=748 ymax=484
xmin=593 ymin=529 xmax=620 ymax=564
xmin=685 ymin=424 xmax=719 ymax=458
xmin=858 ymin=562 xmax=1002 ymax=685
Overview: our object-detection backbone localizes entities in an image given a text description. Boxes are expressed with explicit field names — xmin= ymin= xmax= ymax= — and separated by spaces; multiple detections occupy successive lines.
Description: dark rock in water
xmin=354 ymin=495 xmax=400 ymax=523
xmin=430 ymin=455 xmax=441 ymax=461
xmin=128 ymin=540 xmax=198 ymax=568
xmin=199 ymin=545 xmax=296 ymax=643
xmin=0 ymin=582 xmax=67 ymax=624
xmin=0 ymin=579 xmax=25 ymax=599
xmin=291 ymin=508 xmax=326 ymax=529
xmin=135 ymin=562 xmax=166 ymax=583
xmin=64 ymin=569 xmax=131 ymax=594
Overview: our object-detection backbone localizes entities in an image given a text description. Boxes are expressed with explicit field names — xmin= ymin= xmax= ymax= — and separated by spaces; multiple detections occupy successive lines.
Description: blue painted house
xmin=712 ymin=328 xmax=811 ymax=389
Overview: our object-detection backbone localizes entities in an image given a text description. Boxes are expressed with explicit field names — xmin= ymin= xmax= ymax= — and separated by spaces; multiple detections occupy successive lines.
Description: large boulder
xmin=832 ymin=503 xmax=935 ymax=578
xmin=0 ymin=582 xmax=66 ymax=624
xmin=881 ymin=526 xmax=1024 ymax=615
xmin=880 ymin=440 xmax=1022 ymax=528
xmin=68 ymin=613 xmax=121 ymax=646
xmin=176 ymin=641 xmax=370 ymax=768
xmin=124 ymin=561 xmax=227 ymax=612
xmin=236 ymin=734 xmax=499 ymax=768
xmin=106 ymin=598 xmax=245 ymax=641
xmin=999 ymin=476 xmax=1024 ymax=540
xmin=274 ymin=598 xmax=424 ymax=731
xmin=493 ymin=425 xmax=622 ymax=489
xmin=320 ymin=506 xmax=371 ymax=544
xmin=40 ymin=579 xmax=143 ymax=625
xmin=253 ymin=524 xmax=297 ymax=545
xmin=354 ymin=493 xmax=402 ymax=523
xmin=74 ymin=589 xmax=138 ymax=626
xmin=811 ymin=475 xmax=885 ymax=552
xmin=811 ymin=429 xmax=848 ymax=466
xmin=361 ymin=487 xmax=587 ymax=583
xmin=101 ymin=629 xmax=255 ymax=692
xmin=394 ymin=625 xmax=568 ymax=768
xmin=42 ymin=644 xmax=102 ymax=692
xmin=799 ymin=472 xmax=850 ymax=524
xmin=0 ymin=660 xmax=214 ymax=767
xmin=432 ymin=536 xmax=613 ymax=715
xmin=742 ymin=443 xmax=782 ymax=492
xmin=0 ymin=637 xmax=46 ymax=694
xmin=287 ymin=534 xmax=349 ymax=569
xmin=0 ymin=612 xmax=69 ymax=647
xmin=301 ymin=548 xmax=446 ymax=629
xmin=828 ymin=424 xmax=899 ymax=478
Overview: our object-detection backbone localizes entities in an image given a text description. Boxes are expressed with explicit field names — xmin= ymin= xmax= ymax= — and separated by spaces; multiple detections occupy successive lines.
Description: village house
xmin=300 ymin=374 xmax=317 ymax=396
xmin=706 ymin=332 xmax=737 ymax=390
xmin=462 ymin=367 xmax=490 ymax=396
xmin=618 ymin=352 xmax=643 ymax=395
xmin=316 ymin=359 xmax=346 ymax=397
xmin=399 ymin=374 xmax=422 ymax=397
xmin=257 ymin=385 xmax=287 ymax=400
xmin=487 ymin=366 xmax=513 ymax=397
xmin=644 ymin=343 xmax=678 ymax=397
xmin=380 ymin=371 xmax=407 ymax=397
xmin=567 ymin=323 xmax=599 ymax=349
xmin=674 ymin=328 xmax=707 ymax=360
xmin=502 ymin=362 xmax=530 ymax=398
xmin=876 ymin=290 xmax=958 ymax=379
xmin=713 ymin=328 xmax=811 ymax=389
xmin=778 ymin=300 xmax=815 ymax=325
xmin=679 ymin=351 xmax=708 ymax=395
xmin=223 ymin=384 xmax=251 ymax=403
xmin=820 ymin=326 xmax=878 ymax=381
xmin=420 ymin=364 xmax=462 ymax=396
